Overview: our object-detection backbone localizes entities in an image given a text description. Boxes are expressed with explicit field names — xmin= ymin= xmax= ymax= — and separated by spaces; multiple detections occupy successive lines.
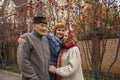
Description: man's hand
xmin=18 ymin=37 xmax=26 ymax=45
xmin=49 ymin=65 xmax=56 ymax=73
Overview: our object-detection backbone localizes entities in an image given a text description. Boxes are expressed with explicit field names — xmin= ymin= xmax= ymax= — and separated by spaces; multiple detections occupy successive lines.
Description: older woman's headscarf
xmin=63 ymin=30 xmax=78 ymax=49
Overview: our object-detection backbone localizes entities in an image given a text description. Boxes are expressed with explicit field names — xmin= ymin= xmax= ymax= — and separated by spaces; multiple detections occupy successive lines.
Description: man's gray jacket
xmin=17 ymin=30 xmax=50 ymax=80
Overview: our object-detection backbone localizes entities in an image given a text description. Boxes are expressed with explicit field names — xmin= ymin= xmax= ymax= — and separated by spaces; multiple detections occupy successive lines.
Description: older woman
xmin=49 ymin=30 xmax=84 ymax=80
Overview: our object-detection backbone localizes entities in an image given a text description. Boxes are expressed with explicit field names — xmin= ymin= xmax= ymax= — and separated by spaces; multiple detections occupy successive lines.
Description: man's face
xmin=33 ymin=23 xmax=47 ymax=36
xmin=55 ymin=28 xmax=66 ymax=39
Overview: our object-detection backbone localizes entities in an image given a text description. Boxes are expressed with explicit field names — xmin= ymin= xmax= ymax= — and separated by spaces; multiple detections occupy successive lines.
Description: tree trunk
xmin=92 ymin=35 xmax=100 ymax=73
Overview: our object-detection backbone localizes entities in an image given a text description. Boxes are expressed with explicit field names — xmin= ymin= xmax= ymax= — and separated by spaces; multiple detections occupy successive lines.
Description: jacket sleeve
xmin=17 ymin=35 xmax=39 ymax=80
xmin=56 ymin=47 xmax=81 ymax=77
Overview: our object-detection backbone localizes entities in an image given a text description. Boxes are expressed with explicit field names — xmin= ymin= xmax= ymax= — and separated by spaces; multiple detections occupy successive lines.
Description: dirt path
xmin=0 ymin=70 xmax=21 ymax=80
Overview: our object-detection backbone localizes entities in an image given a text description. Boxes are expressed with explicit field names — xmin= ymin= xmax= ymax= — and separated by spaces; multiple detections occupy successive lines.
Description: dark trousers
xmin=50 ymin=72 xmax=56 ymax=80
xmin=22 ymin=75 xmax=30 ymax=80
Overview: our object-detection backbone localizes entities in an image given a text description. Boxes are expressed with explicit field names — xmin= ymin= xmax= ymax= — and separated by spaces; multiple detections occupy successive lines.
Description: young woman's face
xmin=55 ymin=28 xmax=66 ymax=39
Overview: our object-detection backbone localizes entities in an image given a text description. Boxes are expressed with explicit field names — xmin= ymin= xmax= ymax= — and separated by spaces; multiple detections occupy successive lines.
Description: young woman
xmin=49 ymin=30 xmax=84 ymax=80
xmin=18 ymin=22 xmax=67 ymax=80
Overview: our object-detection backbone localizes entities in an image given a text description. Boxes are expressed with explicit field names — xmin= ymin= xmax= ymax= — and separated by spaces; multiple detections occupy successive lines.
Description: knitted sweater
xmin=56 ymin=46 xmax=84 ymax=80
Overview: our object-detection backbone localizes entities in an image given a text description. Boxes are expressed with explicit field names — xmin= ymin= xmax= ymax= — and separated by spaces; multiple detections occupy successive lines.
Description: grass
xmin=3 ymin=64 xmax=21 ymax=74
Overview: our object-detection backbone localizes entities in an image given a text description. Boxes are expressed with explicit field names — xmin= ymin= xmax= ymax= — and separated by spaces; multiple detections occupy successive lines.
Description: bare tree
xmin=74 ymin=0 xmax=120 ymax=79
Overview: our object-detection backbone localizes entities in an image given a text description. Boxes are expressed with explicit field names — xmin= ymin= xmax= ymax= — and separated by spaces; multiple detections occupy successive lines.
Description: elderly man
xmin=17 ymin=16 xmax=50 ymax=80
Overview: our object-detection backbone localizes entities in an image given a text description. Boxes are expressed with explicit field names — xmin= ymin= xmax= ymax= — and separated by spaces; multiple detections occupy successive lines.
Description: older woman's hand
xmin=49 ymin=65 xmax=57 ymax=73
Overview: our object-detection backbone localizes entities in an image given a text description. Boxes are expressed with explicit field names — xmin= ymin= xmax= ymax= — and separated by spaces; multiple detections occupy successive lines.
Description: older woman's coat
xmin=56 ymin=46 xmax=84 ymax=80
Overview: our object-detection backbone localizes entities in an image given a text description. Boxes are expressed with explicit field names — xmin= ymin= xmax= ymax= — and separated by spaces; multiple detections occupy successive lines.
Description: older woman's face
xmin=63 ymin=32 xmax=68 ymax=41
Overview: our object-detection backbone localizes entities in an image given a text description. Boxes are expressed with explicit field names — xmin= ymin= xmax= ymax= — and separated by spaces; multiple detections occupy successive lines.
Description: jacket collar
xmin=31 ymin=29 xmax=43 ymax=39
